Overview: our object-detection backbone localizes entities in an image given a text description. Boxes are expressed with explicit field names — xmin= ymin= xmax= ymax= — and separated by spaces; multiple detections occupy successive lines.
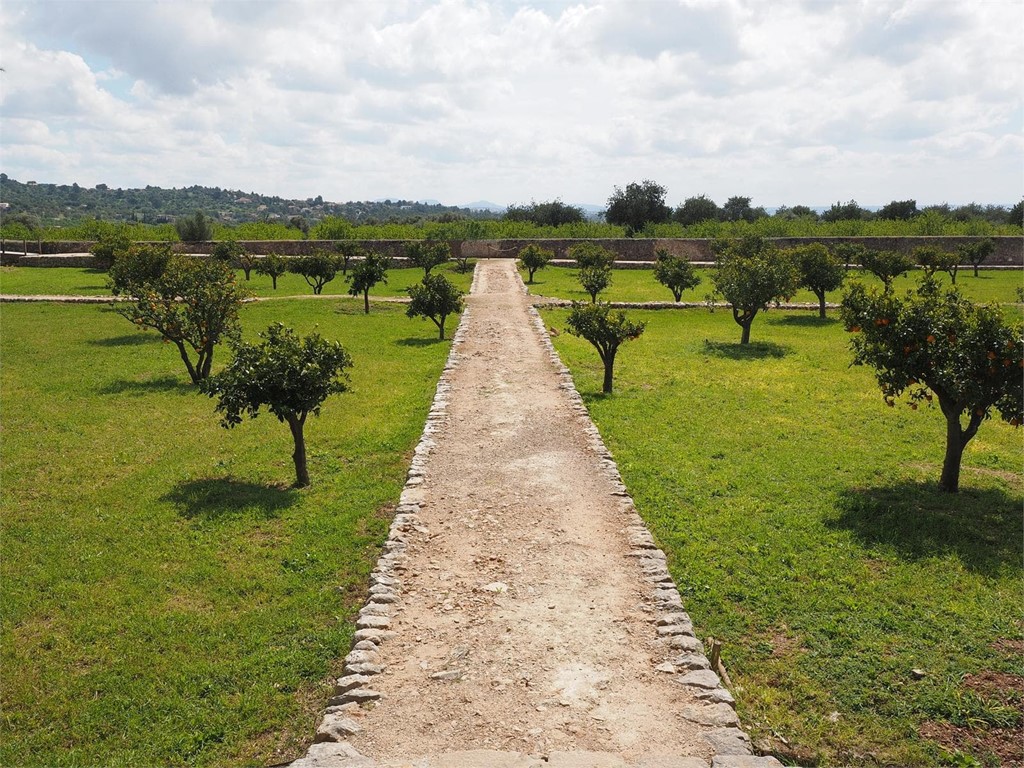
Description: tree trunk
xmin=363 ymin=289 xmax=370 ymax=314
xmin=937 ymin=397 xmax=984 ymax=493
xmin=973 ymin=264 xmax=979 ymax=278
xmin=940 ymin=413 xmax=965 ymax=493
xmin=175 ymin=340 xmax=200 ymax=383
xmin=673 ymin=289 xmax=682 ymax=302
xmin=271 ymin=275 xmax=278 ymax=289
xmin=817 ymin=290 xmax=827 ymax=318
xmin=740 ymin=321 xmax=752 ymax=344
xmin=437 ymin=315 xmax=447 ymax=340
xmin=602 ymin=354 xmax=615 ymax=394
xmin=287 ymin=414 xmax=310 ymax=488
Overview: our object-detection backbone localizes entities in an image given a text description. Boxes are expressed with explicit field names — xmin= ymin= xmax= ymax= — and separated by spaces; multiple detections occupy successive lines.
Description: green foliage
xmin=254 ymin=253 xmax=289 ymax=289
xmin=578 ymin=264 xmax=612 ymax=303
xmin=841 ymin=279 xmax=1023 ymax=491
xmin=288 ymin=250 xmax=342 ymax=294
xmin=565 ymin=302 xmax=646 ymax=393
xmin=673 ymin=195 xmax=720 ymax=226
xmin=822 ymin=199 xmax=871 ymax=222
xmin=605 ymin=179 xmax=670 ymax=235
xmin=406 ymin=273 xmax=464 ymax=339
xmin=790 ymin=242 xmax=846 ymax=317
xmin=107 ymin=243 xmax=172 ymax=296
xmin=721 ymin=195 xmax=766 ymax=223
xmin=914 ymin=245 xmax=959 ymax=284
xmin=405 ymin=240 xmax=450 ymax=276
xmin=518 ymin=244 xmax=553 ymax=283
xmin=174 ymin=210 xmax=213 ymax=242
xmin=878 ymin=199 xmax=919 ymax=220
xmin=504 ymin=200 xmax=585 ymax=226
xmin=712 ymin=236 xmax=801 ymax=343
xmin=958 ymin=238 xmax=996 ymax=277
xmin=568 ymin=242 xmax=615 ymax=269
xmin=860 ymin=249 xmax=915 ymax=292
xmin=346 ymin=252 xmax=389 ymax=313
xmin=200 ymin=323 xmax=352 ymax=487
xmin=211 ymin=239 xmax=258 ymax=280
xmin=89 ymin=223 xmax=136 ymax=269
xmin=652 ymin=248 xmax=701 ymax=302
xmin=115 ymin=256 xmax=247 ymax=383
xmin=310 ymin=215 xmax=353 ymax=241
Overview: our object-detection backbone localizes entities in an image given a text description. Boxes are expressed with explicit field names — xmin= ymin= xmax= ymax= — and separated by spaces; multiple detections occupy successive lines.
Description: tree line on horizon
xmin=1 ymin=173 xmax=1021 ymax=242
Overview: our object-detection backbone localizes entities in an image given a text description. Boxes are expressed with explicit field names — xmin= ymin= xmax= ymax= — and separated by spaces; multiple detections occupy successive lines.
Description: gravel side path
xmin=291 ymin=259 xmax=782 ymax=767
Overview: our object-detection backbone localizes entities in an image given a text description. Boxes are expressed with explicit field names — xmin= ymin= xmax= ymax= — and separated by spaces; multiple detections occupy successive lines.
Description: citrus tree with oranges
xmin=841 ymin=278 xmax=1022 ymax=492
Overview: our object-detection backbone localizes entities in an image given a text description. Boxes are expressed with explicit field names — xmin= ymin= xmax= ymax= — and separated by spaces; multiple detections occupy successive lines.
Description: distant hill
xmin=0 ymin=175 xmax=502 ymax=227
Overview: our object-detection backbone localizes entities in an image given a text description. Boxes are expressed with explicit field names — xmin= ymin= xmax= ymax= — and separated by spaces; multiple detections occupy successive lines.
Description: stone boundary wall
xmin=6 ymin=236 xmax=1021 ymax=267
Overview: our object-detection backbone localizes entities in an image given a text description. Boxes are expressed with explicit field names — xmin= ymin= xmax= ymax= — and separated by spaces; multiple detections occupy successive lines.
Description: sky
xmin=1 ymin=0 xmax=1021 ymax=210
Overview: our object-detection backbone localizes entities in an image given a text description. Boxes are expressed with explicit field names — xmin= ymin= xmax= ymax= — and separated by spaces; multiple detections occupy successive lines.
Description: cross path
xmin=289 ymin=260 xmax=783 ymax=768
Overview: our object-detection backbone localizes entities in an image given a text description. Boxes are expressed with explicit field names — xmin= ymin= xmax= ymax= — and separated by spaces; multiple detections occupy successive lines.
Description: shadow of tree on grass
xmin=394 ymin=336 xmax=445 ymax=347
xmin=777 ymin=314 xmax=841 ymax=328
xmin=98 ymin=375 xmax=190 ymax=395
xmin=702 ymin=339 xmax=789 ymax=360
xmin=829 ymin=480 xmax=1022 ymax=577
xmin=89 ymin=332 xmax=159 ymax=347
xmin=162 ymin=477 xmax=299 ymax=522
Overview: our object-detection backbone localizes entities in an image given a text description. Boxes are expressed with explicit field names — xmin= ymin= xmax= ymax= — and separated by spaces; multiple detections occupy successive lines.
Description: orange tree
xmin=347 ymin=251 xmax=389 ymax=314
xmin=114 ymin=255 xmax=246 ymax=383
xmin=712 ymin=235 xmax=800 ymax=344
xmin=200 ymin=324 xmax=352 ymax=487
xmin=406 ymin=273 xmax=464 ymax=340
xmin=841 ymin=278 xmax=1023 ymax=492
xmin=518 ymin=244 xmax=553 ymax=284
xmin=565 ymin=302 xmax=645 ymax=394
xmin=653 ymin=248 xmax=701 ymax=302
xmin=790 ymin=242 xmax=845 ymax=318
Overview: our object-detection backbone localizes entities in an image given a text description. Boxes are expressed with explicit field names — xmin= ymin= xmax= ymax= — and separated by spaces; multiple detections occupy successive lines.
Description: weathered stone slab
xmin=677 ymin=669 xmax=722 ymax=690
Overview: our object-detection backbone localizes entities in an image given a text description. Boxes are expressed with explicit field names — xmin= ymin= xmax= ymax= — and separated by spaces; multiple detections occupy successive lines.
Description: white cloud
xmin=0 ymin=0 xmax=1020 ymax=207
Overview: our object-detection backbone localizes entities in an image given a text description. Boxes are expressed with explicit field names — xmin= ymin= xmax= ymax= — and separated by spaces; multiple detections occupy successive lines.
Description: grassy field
xmin=0 ymin=299 xmax=453 ymax=766
xmin=0 ymin=262 xmax=474 ymax=299
xmin=523 ymin=265 xmax=1024 ymax=307
xmin=547 ymin=306 xmax=1023 ymax=766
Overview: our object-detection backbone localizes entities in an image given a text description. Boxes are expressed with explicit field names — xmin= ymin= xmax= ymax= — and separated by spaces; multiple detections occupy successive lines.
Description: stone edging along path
xmin=287 ymin=260 xmax=786 ymax=768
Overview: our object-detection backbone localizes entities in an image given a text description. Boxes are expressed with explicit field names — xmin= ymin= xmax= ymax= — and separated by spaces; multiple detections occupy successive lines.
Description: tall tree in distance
xmin=605 ymin=180 xmax=670 ymax=235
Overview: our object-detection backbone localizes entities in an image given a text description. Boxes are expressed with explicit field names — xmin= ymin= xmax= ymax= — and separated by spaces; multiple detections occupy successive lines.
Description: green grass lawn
xmin=0 ymin=263 xmax=474 ymax=299
xmin=0 ymin=300 xmax=454 ymax=767
xmin=523 ymin=265 xmax=1024 ymax=307
xmin=547 ymin=306 xmax=1023 ymax=767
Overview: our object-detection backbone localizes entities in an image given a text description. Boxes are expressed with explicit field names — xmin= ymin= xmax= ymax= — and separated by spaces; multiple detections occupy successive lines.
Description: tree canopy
xmin=841 ymin=279 xmax=1022 ymax=492
xmin=565 ymin=302 xmax=646 ymax=393
xmin=604 ymin=180 xmax=670 ymax=235
xmin=406 ymin=273 xmax=464 ymax=340
xmin=712 ymin=236 xmax=800 ymax=344
xmin=200 ymin=323 xmax=353 ymax=487
xmin=114 ymin=255 xmax=247 ymax=383
xmin=347 ymin=251 xmax=389 ymax=313
xmin=653 ymin=249 xmax=700 ymax=302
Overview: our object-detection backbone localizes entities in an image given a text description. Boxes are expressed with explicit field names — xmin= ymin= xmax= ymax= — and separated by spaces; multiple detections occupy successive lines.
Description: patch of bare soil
xmin=920 ymin=671 xmax=1024 ymax=766
xmin=345 ymin=259 xmax=711 ymax=761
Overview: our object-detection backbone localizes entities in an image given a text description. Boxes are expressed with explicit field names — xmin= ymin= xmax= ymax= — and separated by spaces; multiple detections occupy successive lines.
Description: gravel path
xmin=293 ymin=260 xmax=781 ymax=767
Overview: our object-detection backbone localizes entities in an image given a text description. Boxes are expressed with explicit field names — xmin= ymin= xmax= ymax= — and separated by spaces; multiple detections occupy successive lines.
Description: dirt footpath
xmin=340 ymin=259 xmax=718 ymax=762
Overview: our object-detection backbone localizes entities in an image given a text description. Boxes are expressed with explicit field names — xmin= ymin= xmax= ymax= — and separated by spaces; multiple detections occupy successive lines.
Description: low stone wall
xmin=5 ymin=236 xmax=1022 ymax=267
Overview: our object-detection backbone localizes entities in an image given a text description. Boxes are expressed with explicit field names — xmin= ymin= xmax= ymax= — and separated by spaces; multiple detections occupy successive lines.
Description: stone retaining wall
xmin=6 ymin=236 xmax=1021 ymax=267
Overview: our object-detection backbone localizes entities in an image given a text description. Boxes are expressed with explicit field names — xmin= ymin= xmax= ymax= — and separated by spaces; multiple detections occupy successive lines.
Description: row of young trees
xmin=104 ymin=238 xmax=466 ymax=487
xmin=523 ymin=239 xmax=1022 ymax=495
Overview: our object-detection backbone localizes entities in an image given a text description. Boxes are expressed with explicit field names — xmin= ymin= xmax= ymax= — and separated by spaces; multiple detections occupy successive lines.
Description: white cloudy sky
xmin=1 ymin=0 xmax=1021 ymax=208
